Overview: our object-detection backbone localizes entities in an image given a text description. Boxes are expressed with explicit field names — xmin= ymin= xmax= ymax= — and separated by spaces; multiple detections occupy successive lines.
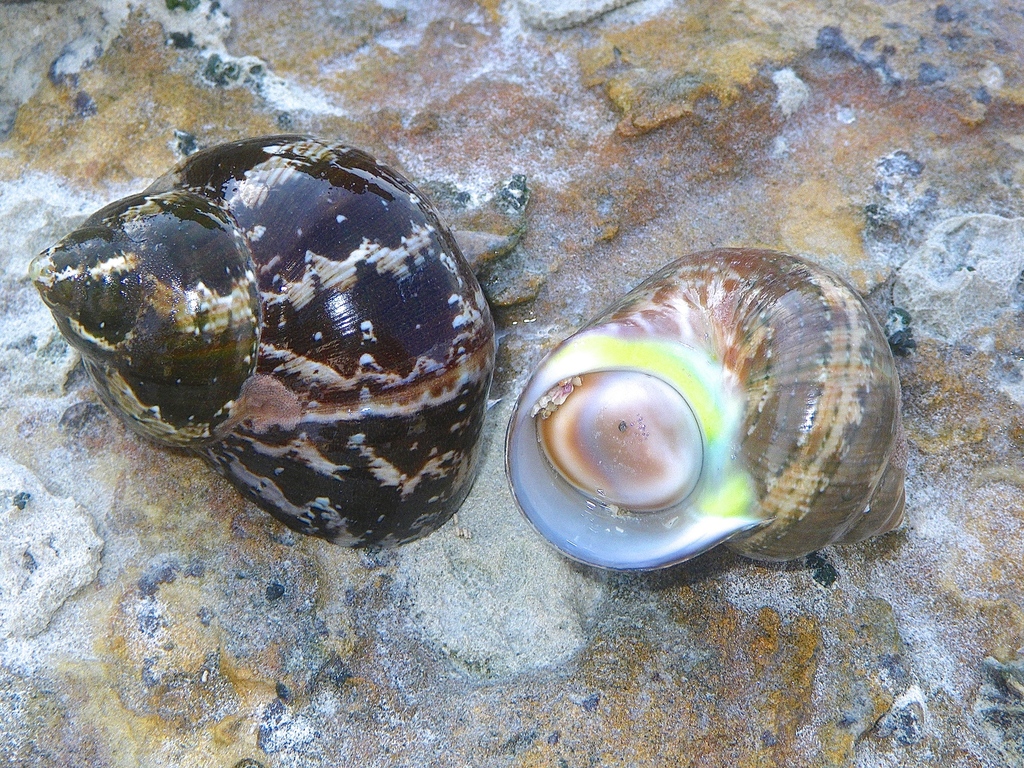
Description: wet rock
xmin=863 ymin=150 xmax=938 ymax=256
xmin=975 ymin=656 xmax=1024 ymax=764
xmin=455 ymin=229 xmax=523 ymax=270
xmin=48 ymin=34 xmax=103 ymax=86
xmin=874 ymin=685 xmax=927 ymax=745
xmin=0 ymin=668 xmax=110 ymax=766
xmin=397 ymin=402 xmax=603 ymax=678
xmin=0 ymin=1 xmax=115 ymax=143
xmin=893 ymin=214 xmax=1024 ymax=343
xmin=0 ymin=0 xmax=1023 ymax=764
xmin=257 ymin=698 xmax=321 ymax=758
xmin=517 ymin=0 xmax=643 ymax=31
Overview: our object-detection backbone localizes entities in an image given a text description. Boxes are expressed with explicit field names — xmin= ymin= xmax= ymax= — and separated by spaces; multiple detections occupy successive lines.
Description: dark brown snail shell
xmin=31 ymin=136 xmax=495 ymax=546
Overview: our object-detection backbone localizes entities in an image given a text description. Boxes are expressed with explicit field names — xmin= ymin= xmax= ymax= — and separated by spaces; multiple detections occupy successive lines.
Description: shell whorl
xmin=32 ymin=135 xmax=495 ymax=547
xmin=506 ymin=248 xmax=904 ymax=569
xmin=679 ymin=249 xmax=904 ymax=560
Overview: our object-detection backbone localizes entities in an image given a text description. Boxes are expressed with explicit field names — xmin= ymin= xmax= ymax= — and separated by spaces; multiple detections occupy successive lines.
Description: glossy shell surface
xmin=506 ymin=248 xmax=905 ymax=570
xmin=32 ymin=136 xmax=495 ymax=546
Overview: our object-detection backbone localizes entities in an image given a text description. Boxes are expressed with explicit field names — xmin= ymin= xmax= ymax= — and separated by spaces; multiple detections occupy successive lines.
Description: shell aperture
xmin=31 ymin=135 xmax=495 ymax=547
xmin=506 ymin=248 xmax=905 ymax=570
xmin=507 ymin=325 xmax=761 ymax=571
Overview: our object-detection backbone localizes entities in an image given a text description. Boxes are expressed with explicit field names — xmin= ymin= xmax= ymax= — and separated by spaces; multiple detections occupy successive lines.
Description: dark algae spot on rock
xmin=885 ymin=308 xmax=917 ymax=357
xmin=816 ymin=26 xmax=852 ymax=55
xmin=918 ymin=62 xmax=947 ymax=85
xmin=265 ymin=581 xmax=285 ymax=601
xmin=975 ymin=656 xmax=1024 ymax=763
xmin=805 ymin=552 xmax=839 ymax=588
xmin=138 ymin=557 xmax=179 ymax=597
xmin=875 ymin=700 xmax=925 ymax=745
xmin=498 ymin=174 xmax=530 ymax=213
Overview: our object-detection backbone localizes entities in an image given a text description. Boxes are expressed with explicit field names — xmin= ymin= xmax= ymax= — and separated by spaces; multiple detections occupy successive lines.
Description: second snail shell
xmin=30 ymin=136 xmax=495 ymax=547
xmin=506 ymin=248 xmax=906 ymax=570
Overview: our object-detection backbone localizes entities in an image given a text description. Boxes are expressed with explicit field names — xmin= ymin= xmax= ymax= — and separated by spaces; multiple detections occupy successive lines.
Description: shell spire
xmin=30 ymin=190 xmax=260 ymax=446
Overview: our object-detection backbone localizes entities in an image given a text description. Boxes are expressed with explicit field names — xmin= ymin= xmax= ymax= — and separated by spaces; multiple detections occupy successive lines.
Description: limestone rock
xmin=0 ymin=454 xmax=102 ymax=638
xmin=893 ymin=215 xmax=1024 ymax=343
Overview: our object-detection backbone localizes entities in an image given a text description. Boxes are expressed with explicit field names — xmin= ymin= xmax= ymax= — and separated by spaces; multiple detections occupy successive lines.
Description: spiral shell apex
xmin=31 ymin=135 xmax=495 ymax=546
xmin=506 ymin=248 xmax=905 ymax=570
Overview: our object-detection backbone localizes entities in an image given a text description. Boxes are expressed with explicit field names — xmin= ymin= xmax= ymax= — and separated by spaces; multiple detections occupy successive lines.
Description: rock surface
xmin=893 ymin=214 xmax=1024 ymax=343
xmin=1 ymin=0 xmax=1024 ymax=766
xmin=0 ymin=454 xmax=103 ymax=638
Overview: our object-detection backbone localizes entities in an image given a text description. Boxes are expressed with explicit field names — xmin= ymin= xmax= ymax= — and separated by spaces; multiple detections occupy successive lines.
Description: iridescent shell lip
xmin=505 ymin=326 xmax=763 ymax=571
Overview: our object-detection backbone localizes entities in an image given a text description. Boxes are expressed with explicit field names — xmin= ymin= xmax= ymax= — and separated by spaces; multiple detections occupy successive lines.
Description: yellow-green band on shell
xmin=505 ymin=325 xmax=762 ymax=570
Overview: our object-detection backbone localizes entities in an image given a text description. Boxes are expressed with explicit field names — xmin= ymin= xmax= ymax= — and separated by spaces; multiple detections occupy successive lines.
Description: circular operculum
xmin=506 ymin=329 xmax=763 ymax=570
xmin=31 ymin=191 xmax=260 ymax=447
xmin=535 ymin=370 xmax=704 ymax=512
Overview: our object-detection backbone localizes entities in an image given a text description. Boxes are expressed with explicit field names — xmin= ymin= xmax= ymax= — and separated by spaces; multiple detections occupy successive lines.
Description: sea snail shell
xmin=31 ymin=135 xmax=495 ymax=546
xmin=506 ymin=248 xmax=905 ymax=570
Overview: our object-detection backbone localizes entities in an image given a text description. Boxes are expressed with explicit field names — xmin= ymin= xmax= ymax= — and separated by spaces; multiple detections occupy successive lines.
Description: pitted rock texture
xmin=893 ymin=214 xmax=1024 ymax=343
xmin=0 ymin=455 xmax=102 ymax=637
